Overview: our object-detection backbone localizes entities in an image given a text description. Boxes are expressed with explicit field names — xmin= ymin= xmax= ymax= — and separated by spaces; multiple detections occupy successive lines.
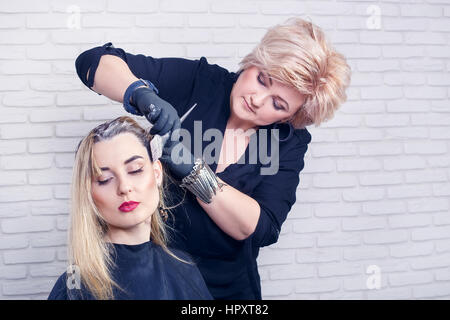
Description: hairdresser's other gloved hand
xmin=159 ymin=129 xmax=196 ymax=180
xmin=130 ymin=86 xmax=181 ymax=136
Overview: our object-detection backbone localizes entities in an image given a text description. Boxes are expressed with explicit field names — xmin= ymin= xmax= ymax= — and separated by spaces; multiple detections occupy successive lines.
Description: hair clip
xmin=150 ymin=135 xmax=163 ymax=161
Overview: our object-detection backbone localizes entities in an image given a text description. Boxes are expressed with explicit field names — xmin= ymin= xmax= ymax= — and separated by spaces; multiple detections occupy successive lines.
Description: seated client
xmin=48 ymin=116 xmax=212 ymax=300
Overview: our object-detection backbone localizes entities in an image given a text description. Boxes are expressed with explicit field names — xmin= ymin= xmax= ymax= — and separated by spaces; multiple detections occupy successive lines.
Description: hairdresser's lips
xmin=243 ymin=98 xmax=255 ymax=114
xmin=118 ymin=201 xmax=140 ymax=212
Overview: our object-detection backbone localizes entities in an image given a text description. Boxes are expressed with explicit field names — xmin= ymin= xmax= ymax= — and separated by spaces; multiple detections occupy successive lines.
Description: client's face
xmin=90 ymin=132 xmax=162 ymax=232
xmin=230 ymin=66 xmax=306 ymax=128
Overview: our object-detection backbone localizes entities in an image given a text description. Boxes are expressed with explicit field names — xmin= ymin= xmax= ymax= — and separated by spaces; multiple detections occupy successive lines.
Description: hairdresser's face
xmin=91 ymin=133 xmax=162 ymax=231
xmin=230 ymin=66 xmax=306 ymax=127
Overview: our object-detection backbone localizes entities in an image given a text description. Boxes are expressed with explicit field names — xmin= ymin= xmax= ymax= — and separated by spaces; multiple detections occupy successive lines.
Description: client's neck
xmin=105 ymin=219 xmax=151 ymax=245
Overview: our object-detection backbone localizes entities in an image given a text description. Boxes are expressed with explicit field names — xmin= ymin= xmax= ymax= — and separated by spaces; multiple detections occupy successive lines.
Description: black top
xmin=47 ymin=241 xmax=212 ymax=300
xmin=75 ymin=43 xmax=312 ymax=299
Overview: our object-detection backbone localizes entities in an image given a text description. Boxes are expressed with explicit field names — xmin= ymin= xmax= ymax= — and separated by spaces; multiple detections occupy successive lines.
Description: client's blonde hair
xmin=69 ymin=116 xmax=180 ymax=300
xmin=239 ymin=17 xmax=351 ymax=129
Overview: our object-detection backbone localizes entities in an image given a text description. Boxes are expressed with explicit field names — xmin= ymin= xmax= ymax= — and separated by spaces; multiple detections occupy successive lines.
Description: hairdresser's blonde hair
xmin=239 ymin=17 xmax=351 ymax=129
xmin=69 ymin=116 xmax=181 ymax=300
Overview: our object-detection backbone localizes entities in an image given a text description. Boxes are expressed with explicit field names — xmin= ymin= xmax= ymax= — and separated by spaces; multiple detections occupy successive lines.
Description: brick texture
xmin=0 ymin=0 xmax=449 ymax=300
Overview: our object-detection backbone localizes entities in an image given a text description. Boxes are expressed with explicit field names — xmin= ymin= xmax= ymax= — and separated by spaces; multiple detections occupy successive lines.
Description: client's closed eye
xmin=97 ymin=167 xmax=144 ymax=185
xmin=130 ymin=168 xmax=143 ymax=174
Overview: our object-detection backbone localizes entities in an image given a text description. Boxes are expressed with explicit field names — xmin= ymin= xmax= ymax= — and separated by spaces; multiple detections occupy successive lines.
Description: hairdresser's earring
xmin=273 ymin=121 xmax=294 ymax=142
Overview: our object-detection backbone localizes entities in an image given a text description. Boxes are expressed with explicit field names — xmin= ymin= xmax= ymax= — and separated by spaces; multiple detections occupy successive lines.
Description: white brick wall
xmin=0 ymin=0 xmax=449 ymax=300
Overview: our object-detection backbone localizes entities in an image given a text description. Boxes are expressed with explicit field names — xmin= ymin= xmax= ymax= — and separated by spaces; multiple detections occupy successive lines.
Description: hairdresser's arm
xmin=76 ymin=42 xmax=201 ymax=115
xmin=197 ymin=179 xmax=260 ymax=241
xmin=162 ymin=128 xmax=310 ymax=244
xmin=85 ymin=54 xmax=180 ymax=135
xmin=88 ymin=55 xmax=141 ymax=103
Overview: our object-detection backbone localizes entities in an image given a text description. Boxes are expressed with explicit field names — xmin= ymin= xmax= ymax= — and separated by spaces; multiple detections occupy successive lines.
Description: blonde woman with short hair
xmin=48 ymin=116 xmax=212 ymax=300
xmin=74 ymin=17 xmax=351 ymax=299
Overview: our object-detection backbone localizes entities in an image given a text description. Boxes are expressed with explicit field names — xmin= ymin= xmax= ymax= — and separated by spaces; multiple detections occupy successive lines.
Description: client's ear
xmin=152 ymin=160 xmax=163 ymax=187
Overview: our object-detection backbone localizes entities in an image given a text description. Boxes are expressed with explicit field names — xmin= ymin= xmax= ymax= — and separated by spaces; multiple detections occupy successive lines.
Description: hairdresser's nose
xmin=250 ymin=92 xmax=268 ymax=109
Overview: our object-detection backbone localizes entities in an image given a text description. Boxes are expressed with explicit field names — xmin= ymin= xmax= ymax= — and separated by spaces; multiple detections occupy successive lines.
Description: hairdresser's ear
xmin=152 ymin=160 xmax=163 ymax=187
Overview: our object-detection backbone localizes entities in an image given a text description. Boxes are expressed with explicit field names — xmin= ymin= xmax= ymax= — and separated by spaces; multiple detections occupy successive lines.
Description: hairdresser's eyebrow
xmin=266 ymin=72 xmax=290 ymax=111
xmin=100 ymin=155 xmax=143 ymax=171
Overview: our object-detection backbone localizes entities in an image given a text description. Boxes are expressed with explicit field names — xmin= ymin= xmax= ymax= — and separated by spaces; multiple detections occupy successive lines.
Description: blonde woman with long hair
xmin=48 ymin=116 xmax=212 ymax=300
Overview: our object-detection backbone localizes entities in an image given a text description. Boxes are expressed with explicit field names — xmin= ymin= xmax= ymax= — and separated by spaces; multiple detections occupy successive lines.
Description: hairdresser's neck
xmin=105 ymin=219 xmax=151 ymax=245
xmin=227 ymin=109 xmax=258 ymax=132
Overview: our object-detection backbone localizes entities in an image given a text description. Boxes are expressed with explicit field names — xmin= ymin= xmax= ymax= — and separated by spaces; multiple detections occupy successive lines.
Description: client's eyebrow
xmin=100 ymin=155 xmax=143 ymax=171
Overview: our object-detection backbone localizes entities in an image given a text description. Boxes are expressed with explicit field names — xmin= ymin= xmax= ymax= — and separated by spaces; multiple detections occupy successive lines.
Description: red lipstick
xmin=118 ymin=201 xmax=140 ymax=212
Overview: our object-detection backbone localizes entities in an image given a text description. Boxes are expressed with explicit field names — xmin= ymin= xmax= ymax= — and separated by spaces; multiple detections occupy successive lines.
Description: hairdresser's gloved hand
xmin=130 ymin=86 xmax=181 ymax=136
xmin=159 ymin=129 xmax=196 ymax=180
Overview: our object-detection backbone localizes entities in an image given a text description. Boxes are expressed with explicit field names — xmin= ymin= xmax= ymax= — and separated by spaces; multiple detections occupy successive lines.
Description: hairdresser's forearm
xmin=90 ymin=55 xmax=141 ymax=103
xmin=196 ymin=177 xmax=260 ymax=241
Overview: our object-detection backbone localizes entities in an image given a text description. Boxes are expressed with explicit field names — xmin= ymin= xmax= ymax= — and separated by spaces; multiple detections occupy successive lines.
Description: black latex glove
xmin=159 ymin=129 xmax=196 ymax=180
xmin=130 ymin=86 xmax=181 ymax=136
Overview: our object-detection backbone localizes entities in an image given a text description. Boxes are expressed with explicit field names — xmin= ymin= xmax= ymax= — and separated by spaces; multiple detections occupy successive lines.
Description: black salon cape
xmin=75 ymin=43 xmax=312 ymax=299
xmin=47 ymin=241 xmax=212 ymax=300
